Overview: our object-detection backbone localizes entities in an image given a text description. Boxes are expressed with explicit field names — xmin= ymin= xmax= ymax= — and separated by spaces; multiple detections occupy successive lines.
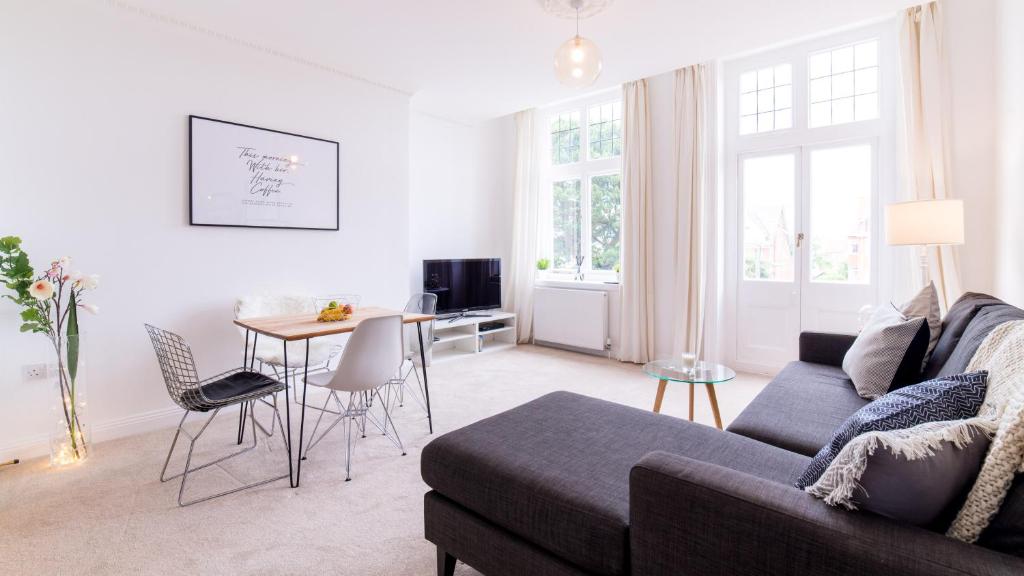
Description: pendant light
xmin=553 ymin=0 xmax=603 ymax=88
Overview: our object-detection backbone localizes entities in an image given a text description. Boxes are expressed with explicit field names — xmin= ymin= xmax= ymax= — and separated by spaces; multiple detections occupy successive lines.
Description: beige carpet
xmin=0 ymin=345 xmax=767 ymax=575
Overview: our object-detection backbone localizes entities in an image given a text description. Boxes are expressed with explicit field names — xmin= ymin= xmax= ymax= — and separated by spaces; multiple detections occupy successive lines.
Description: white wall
xmin=0 ymin=2 xmax=411 ymax=459
xmin=994 ymin=0 xmax=1024 ymax=307
xmin=408 ymin=112 xmax=514 ymax=292
xmin=944 ymin=0 xmax=998 ymax=295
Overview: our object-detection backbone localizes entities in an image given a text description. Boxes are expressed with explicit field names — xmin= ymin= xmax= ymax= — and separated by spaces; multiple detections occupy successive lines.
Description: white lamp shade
xmin=554 ymin=35 xmax=602 ymax=88
xmin=885 ymin=199 xmax=965 ymax=246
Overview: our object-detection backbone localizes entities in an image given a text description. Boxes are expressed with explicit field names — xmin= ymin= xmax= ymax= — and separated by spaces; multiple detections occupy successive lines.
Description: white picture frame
xmin=189 ymin=115 xmax=339 ymax=230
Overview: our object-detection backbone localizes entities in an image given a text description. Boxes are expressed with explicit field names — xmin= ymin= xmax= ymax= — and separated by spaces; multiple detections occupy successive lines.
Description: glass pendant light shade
xmin=554 ymin=35 xmax=602 ymax=88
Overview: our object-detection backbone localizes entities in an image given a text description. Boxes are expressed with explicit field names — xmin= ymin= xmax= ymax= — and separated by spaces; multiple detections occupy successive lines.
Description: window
xmin=588 ymin=102 xmax=622 ymax=159
xmin=541 ymin=95 xmax=623 ymax=280
xmin=739 ymin=64 xmax=792 ymax=135
xmin=551 ymin=111 xmax=580 ymax=165
xmin=808 ymin=40 xmax=879 ymax=127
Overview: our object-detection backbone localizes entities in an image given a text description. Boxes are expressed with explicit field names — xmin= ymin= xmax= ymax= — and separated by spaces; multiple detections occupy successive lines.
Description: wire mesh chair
xmin=145 ymin=324 xmax=290 ymax=506
xmin=382 ymin=293 xmax=436 ymax=417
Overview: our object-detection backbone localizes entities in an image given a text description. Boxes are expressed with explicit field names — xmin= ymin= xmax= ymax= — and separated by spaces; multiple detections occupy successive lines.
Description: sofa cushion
xmin=936 ymin=304 xmax=1024 ymax=380
xmin=923 ymin=293 xmax=1023 ymax=380
xmin=843 ymin=305 xmax=928 ymax=399
xmin=979 ymin=473 xmax=1024 ymax=557
xmin=421 ymin=391 xmax=810 ymax=576
xmin=804 ymin=417 xmax=994 ymax=527
xmin=727 ymin=361 xmax=870 ymax=456
xmin=796 ymin=371 xmax=989 ymax=489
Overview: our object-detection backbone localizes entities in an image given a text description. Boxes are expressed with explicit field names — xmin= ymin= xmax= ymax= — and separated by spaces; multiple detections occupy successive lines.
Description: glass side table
xmin=642 ymin=360 xmax=736 ymax=429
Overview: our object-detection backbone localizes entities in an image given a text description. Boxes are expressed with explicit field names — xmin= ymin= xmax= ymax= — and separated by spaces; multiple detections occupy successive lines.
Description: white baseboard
xmin=0 ymin=404 xmax=195 ymax=463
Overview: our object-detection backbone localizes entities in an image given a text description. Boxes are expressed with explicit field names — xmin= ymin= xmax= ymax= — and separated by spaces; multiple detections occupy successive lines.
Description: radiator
xmin=533 ymin=287 xmax=608 ymax=353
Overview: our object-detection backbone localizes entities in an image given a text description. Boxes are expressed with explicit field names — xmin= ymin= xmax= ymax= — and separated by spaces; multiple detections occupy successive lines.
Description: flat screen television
xmin=423 ymin=258 xmax=501 ymax=315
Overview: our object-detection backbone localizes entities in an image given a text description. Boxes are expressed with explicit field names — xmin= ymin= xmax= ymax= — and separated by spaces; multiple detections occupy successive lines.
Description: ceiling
xmin=124 ymin=0 xmax=913 ymax=123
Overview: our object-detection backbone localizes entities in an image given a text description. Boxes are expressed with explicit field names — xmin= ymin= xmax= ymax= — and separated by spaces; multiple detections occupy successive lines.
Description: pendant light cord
xmin=576 ymin=7 xmax=580 ymax=36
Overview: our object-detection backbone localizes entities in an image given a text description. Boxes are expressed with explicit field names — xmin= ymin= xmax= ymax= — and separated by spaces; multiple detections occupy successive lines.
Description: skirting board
xmin=0 ymin=403 xmax=195 ymax=463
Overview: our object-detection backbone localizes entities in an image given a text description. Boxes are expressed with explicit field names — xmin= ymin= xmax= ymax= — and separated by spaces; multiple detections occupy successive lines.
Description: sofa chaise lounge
xmin=420 ymin=293 xmax=1024 ymax=575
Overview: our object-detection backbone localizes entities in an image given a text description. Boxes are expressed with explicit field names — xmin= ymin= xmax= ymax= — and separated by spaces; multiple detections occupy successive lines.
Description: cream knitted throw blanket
xmin=947 ymin=320 xmax=1024 ymax=542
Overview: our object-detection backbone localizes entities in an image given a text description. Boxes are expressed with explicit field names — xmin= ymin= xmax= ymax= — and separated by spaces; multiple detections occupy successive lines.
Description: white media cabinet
xmin=415 ymin=310 xmax=517 ymax=364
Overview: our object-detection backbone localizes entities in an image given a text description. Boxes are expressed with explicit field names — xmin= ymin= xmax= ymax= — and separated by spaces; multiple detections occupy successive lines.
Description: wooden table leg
xmin=688 ymin=383 xmax=695 ymax=421
xmin=705 ymin=383 xmax=723 ymax=430
xmin=652 ymin=379 xmax=668 ymax=413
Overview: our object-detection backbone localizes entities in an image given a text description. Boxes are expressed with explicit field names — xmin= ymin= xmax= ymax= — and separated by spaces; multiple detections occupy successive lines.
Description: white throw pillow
xmin=843 ymin=305 xmax=926 ymax=399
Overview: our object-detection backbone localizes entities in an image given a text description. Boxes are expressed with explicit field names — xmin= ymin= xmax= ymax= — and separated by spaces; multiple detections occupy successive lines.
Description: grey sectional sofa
xmin=421 ymin=293 xmax=1024 ymax=575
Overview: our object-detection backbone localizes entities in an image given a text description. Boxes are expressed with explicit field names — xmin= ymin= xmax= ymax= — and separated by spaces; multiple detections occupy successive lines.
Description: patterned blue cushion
xmin=796 ymin=371 xmax=989 ymax=489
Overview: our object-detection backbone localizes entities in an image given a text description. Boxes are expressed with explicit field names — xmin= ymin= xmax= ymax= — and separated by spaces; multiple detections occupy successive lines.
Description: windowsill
xmin=535 ymin=277 xmax=620 ymax=290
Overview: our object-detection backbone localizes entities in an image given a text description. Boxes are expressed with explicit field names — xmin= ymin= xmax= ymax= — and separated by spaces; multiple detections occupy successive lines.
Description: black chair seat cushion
xmin=195 ymin=371 xmax=284 ymax=410
xmin=727 ymin=361 xmax=870 ymax=457
xmin=421 ymin=391 xmax=810 ymax=576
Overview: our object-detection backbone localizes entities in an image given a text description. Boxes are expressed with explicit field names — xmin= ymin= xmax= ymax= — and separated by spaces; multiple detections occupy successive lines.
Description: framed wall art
xmin=189 ymin=115 xmax=339 ymax=230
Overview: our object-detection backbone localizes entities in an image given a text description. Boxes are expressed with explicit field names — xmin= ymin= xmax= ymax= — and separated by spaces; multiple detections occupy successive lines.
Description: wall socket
xmin=22 ymin=363 xmax=47 ymax=381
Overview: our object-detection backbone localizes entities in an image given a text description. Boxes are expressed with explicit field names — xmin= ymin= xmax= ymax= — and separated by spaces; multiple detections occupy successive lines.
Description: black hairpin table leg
xmin=417 ymin=322 xmax=434 ymax=434
xmin=294 ymin=341 xmax=310 ymax=486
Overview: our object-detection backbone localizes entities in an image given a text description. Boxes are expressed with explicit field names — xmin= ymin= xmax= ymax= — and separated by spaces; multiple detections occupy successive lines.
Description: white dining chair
xmin=300 ymin=314 xmax=406 ymax=481
xmin=383 ymin=293 xmax=436 ymax=416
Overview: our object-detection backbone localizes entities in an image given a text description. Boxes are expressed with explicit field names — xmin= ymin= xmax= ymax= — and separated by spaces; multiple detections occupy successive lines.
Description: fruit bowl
xmin=317 ymin=300 xmax=354 ymax=322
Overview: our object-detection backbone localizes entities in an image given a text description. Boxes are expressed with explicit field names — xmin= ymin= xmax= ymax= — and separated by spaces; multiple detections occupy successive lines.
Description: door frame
xmin=721 ymin=19 xmax=900 ymax=375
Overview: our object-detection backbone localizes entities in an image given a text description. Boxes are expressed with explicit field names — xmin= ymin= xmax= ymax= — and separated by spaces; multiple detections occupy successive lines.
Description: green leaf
xmin=67 ymin=292 xmax=80 ymax=384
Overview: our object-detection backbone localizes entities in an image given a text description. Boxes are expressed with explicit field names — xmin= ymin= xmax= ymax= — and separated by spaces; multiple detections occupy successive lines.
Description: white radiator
xmin=533 ymin=287 xmax=608 ymax=353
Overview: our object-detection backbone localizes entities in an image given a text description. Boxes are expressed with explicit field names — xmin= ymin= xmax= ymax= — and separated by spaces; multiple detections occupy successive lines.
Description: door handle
xmin=796 ymin=232 xmax=805 ymax=248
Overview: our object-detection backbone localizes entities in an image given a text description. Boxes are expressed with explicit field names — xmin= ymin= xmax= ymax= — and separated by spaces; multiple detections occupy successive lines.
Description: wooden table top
xmin=233 ymin=306 xmax=434 ymax=341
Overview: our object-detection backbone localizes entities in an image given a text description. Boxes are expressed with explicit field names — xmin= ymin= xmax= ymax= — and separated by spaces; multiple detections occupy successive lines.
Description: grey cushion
xmin=923 ymin=293 xmax=1024 ymax=380
xmin=421 ymin=391 xmax=810 ymax=576
xmin=979 ymin=474 xmax=1024 ymax=557
xmin=728 ymin=361 xmax=870 ymax=457
xmin=853 ymin=423 xmax=992 ymax=527
xmin=843 ymin=305 xmax=928 ymax=399
xmin=901 ymin=282 xmax=942 ymax=367
xmin=936 ymin=304 xmax=1024 ymax=379
xmin=796 ymin=371 xmax=989 ymax=488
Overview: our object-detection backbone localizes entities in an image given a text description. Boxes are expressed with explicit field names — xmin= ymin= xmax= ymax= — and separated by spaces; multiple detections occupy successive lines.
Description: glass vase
xmin=49 ymin=334 xmax=90 ymax=467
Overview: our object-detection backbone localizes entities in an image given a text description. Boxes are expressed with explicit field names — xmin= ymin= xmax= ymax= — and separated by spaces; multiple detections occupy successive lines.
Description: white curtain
xmin=618 ymin=79 xmax=655 ymax=363
xmin=671 ymin=63 xmax=717 ymax=360
xmin=899 ymin=2 xmax=962 ymax=309
xmin=504 ymin=109 xmax=540 ymax=343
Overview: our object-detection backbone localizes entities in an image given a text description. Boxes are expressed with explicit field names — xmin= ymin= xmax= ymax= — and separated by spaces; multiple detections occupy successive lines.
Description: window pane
xmin=588 ymin=102 xmax=622 ymax=160
xmin=552 ymin=179 xmax=582 ymax=270
xmin=742 ymin=154 xmax=795 ymax=281
xmin=550 ymin=112 xmax=580 ymax=165
xmin=590 ymin=173 xmax=622 ymax=271
xmin=809 ymin=144 xmax=872 ymax=284
xmin=739 ymin=62 xmax=791 ymax=135
xmin=807 ymin=40 xmax=879 ymax=128
xmin=740 ymin=71 xmax=757 ymax=93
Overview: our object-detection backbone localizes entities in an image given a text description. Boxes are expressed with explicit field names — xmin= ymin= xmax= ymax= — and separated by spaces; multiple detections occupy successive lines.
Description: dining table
xmin=234 ymin=306 xmax=436 ymax=488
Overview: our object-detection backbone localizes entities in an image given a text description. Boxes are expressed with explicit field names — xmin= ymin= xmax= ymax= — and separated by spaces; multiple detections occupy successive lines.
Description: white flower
xmin=79 ymin=303 xmax=99 ymax=315
xmin=29 ymin=279 xmax=55 ymax=300
xmin=79 ymin=274 xmax=100 ymax=290
xmin=58 ymin=256 xmax=71 ymax=268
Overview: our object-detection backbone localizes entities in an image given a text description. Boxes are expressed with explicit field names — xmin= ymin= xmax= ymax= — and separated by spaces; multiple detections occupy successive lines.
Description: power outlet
xmin=22 ymin=363 xmax=47 ymax=381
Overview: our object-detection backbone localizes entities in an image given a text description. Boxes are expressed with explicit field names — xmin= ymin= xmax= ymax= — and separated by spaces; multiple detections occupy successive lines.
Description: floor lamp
xmin=885 ymin=199 xmax=965 ymax=287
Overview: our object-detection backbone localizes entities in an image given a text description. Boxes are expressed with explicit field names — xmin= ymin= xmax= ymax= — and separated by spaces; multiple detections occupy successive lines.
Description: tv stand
xmin=416 ymin=310 xmax=516 ymax=364
xmin=445 ymin=311 xmax=492 ymax=323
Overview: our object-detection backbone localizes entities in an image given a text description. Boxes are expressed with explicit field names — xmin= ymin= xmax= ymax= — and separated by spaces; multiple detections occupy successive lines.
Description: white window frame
xmin=539 ymin=88 xmax=623 ymax=282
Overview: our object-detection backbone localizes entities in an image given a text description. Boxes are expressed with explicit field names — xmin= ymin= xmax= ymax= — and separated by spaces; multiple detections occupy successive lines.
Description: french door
xmin=735 ymin=140 xmax=878 ymax=369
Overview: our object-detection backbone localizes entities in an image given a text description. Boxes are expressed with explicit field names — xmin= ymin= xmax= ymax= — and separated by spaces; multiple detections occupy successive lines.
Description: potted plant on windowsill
xmin=1 ymin=236 xmax=99 ymax=466
xmin=536 ymin=258 xmax=550 ymax=278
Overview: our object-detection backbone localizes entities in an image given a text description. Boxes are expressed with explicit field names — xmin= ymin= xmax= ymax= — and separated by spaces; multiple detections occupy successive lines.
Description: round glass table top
xmin=642 ymin=360 xmax=736 ymax=384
